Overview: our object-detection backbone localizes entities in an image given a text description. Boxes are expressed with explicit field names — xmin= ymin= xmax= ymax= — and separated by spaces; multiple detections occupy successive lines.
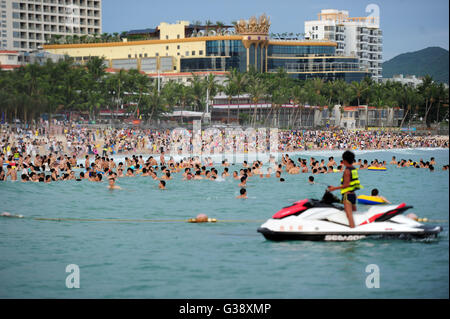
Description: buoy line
xmin=31 ymin=217 xmax=266 ymax=223
xmin=0 ymin=213 xmax=445 ymax=224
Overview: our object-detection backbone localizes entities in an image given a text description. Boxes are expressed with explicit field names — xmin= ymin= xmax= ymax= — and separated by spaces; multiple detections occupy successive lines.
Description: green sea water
xmin=0 ymin=148 xmax=448 ymax=298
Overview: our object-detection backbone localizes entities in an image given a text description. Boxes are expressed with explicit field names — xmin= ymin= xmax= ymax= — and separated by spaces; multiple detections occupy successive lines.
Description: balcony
xmin=359 ymin=29 xmax=369 ymax=35
xmin=358 ymin=36 xmax=368 ymax=43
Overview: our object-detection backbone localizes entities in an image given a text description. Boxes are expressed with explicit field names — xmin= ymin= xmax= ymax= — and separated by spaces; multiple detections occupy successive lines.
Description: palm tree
xmin=120 ymin=31 xmax=128 ymax=40
xmin=262 ymin=69 xmax=290 ymax=127
xmin=247 ymin=76 xmax=266 ymax=127
xmin=205 ymin=20 xmax=213 ymax=35
xmin=105 ymin=69 xmax=129 ymax=121
xmin=351 ymin=80 xmax=368 ymax=107
xmin=188 ymin=73 xmax=206 ymax=112
xmin=144 ymin=82 xmax=166 ymax=123
xmin=418 ymin=75 xmax=438 ymax=127
xmin=204 ymin=73 xmax=219 ymax=113
xmin=268 ymin=84 xmax=290 ymax=128
xmin=101 ymin=32 xmax=109 ymax=43
xmin=435 ymin=83 xmax=449 ymax=124
xmin=229 ymin=68 xmax=248 ymax=124
xmin=177 ymin=83 xmax=194 ymax=124
xmin=290 ymin=85 xmax=307 ymax=128
xmin=215 ymin=21 xmax=225 ymax=35
xmin=86 ymin=56 xmax=106 ymax=80
xmin=222 ymin=80 xmax=236 ymax=124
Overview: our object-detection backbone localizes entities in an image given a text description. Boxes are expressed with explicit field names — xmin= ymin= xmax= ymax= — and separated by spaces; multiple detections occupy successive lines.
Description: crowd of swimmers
xmin=1 ymin=125 xmax=448 ymax=161
xmin=1 ymin=140 xmax=447 ymax=206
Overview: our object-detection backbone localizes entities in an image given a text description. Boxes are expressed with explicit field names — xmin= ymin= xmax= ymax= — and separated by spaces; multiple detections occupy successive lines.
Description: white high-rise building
xmin=0 ymin=0 xmax=101 ymax=54
xmin=305 ymin=9 xmax=383 ymax=82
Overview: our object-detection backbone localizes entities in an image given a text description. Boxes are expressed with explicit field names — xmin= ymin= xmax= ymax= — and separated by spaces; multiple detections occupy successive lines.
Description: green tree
xmin=221 ymin=80 xmax=236 ymax=124
xmin=188 ymin=73 xmax=206 ymax=112
xmin=228 ymin=68 xmax=248 ymax=123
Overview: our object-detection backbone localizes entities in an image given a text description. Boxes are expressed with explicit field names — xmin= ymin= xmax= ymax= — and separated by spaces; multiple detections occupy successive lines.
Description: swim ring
xmin=367 ymin=166 xmax=386 ymax=171
xmin=357 ymin=195 xmax=386 ymax=205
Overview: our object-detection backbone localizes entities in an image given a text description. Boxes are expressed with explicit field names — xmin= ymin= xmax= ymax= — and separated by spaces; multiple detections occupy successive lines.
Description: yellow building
xmin=43 ymin=17 xmax=369 ymax=82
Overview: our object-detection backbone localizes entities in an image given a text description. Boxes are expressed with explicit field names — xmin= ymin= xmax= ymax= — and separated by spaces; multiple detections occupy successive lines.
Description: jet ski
xmin=257 ymin=192 xmax=443 ymax=241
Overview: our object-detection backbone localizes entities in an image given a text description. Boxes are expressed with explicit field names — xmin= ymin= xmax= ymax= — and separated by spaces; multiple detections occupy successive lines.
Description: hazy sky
xmin=102 ymin=0 xmax=449 ymax=61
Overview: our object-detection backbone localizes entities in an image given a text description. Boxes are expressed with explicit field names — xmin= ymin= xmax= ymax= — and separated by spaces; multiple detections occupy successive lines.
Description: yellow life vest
xmin=340 ymin=167 xmax=362 ymax=194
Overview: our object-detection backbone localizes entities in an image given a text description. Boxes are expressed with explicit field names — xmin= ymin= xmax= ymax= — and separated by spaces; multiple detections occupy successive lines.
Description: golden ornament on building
xmin=233 ymin=14 xmax=271 ymax=35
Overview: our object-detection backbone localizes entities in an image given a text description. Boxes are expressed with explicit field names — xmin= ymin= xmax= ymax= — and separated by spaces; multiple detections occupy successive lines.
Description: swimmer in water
xmin=6 ymin=165 xmax=17 ymax=181
xmin=126 ymin=168 xmax=134 ymax=177
xmin=370 ymin=188 xmax=390 ymax=204
xmin=158 ymin=180 xmax=166 ymax=189
xmin=238 ymin=175 xmax=247 ymax=187
xmin=108 ymin=178 xmax=121 ymax=190
xmin=308 ymin=176 xmax=315 ymax=184
xmin=193 ymin=171 xmax=203 ymax=180
xmin=236 ymin=188 xmax=247 ymax=199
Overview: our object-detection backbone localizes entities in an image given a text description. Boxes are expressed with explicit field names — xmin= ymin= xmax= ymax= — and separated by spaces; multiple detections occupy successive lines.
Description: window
xmin=177 ymin=34 xmax=180 ymax=39
xmin=166 ymin=45 xmax=168 ymax=50
xmin=177 ymin=45 xmax=180 ymax=49
xmin=173 ymin=66 xmax=177 ymax=70
xmin=192 ymin=50 xmax=195 ymax=56
xmin=185 ymin=51 xmax=189 ymax=56
xmin=156 ymin=53 xmax=159 ymax=56
xmin=144 ymin=53 xmax=147 ymax=58
xmin=177 ymin=52 xmax=180 ymax=56
xmin=199 ymin=50 xmax=203 ymax=55
xmin=128 ymin=54 xmax=131 ymax=58
xmin=165 ymin=35 xmax=168 ymax=39
xmin=139 ymin=53 xmax=142 ymax=58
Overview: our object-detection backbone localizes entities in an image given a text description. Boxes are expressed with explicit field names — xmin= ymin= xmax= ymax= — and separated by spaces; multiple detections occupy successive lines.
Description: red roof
xmin=0 ymin=64 xmax=21 ymax=70
xmin=105 ymin=68 xmax=147 ymax=75
xmin=0 ymin=50 xmax=19 ymax=54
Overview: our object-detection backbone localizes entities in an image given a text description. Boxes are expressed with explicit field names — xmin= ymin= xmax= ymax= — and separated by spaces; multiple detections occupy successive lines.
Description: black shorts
xmin=342 ymin=192 xmax=356 ymax=205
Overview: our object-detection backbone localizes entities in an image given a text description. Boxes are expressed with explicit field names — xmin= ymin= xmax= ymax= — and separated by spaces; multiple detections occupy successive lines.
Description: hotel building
xmin=0 ymin=0 xmax=101 ymax=53
xmin=43 ymin=16 xmax=370 ymax=82
xmin=305 ymin=9 xmax=383 ymax=82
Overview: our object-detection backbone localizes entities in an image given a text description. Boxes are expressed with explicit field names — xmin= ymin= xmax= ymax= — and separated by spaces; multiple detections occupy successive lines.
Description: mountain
xmin=382 ymin=47 xmax=449 ymax=84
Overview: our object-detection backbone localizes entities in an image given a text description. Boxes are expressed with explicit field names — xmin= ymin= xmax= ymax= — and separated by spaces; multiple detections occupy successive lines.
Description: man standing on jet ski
xmin=327 ymin=151 xmax=362 ymax=228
